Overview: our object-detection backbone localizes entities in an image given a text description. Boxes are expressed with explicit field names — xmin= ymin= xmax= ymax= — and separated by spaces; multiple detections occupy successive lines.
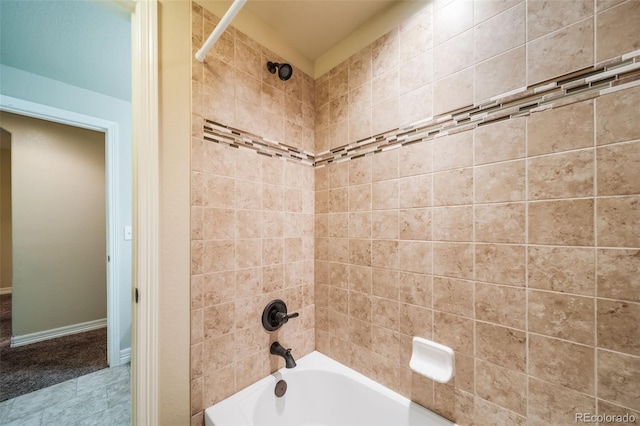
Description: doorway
xmin=0 ymin=102 xmax=131 ymax=425
xmin=0 ymin=98 xmax=125 ymax=367
xmin=0 ymin=113 xmax=111 ymax=401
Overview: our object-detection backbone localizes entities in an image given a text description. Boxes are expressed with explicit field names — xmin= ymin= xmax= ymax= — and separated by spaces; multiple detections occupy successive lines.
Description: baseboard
xmin=11 ymin=318 xmax=107 ymax=348
xmin=119 ymin=347 xmax=131 ymax=364
xmin=0 ymin=287 xmax=12 ymax=295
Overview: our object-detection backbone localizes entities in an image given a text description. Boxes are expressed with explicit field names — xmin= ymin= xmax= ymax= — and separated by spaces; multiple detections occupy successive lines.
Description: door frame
xmin=130 ymin=0 xmax=159 ymax=424
xmin=0 ymin=95 xmax=122 ymax=368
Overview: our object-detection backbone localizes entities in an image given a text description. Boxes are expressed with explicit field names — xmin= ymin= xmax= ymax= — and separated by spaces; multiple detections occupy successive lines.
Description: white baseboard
xmin=11 ymin=318 xmax=107 ymax=348
xmin=0 ymin=287 xmax=12 ymax=295
xmin=119 ymin=347 xmax=131 ymax=364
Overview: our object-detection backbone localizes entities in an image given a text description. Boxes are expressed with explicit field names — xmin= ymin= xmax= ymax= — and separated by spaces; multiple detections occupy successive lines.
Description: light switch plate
xmin=124 ymin=226 xmax=132 ymax=241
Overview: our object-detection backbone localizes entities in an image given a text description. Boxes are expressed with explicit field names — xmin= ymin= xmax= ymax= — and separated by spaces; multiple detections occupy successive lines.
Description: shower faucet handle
xmin=262 ymin=299 xmax=298 ymax=331
xmin=275 ymin=311 xmax=299 ymax=324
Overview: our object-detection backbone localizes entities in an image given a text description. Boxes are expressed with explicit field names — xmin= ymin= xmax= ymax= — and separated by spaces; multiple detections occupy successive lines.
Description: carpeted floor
xmin=0 ymin=294 xmax=108 ymax=402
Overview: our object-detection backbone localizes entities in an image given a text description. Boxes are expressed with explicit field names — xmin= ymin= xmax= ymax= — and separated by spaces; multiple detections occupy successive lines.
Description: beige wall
xmin=314 ymin=0 xmax=640 ymax=151
xmin=315 ymin=1 xmax=640 ymax=425
xmin=192 ymin=4 xmax=316 ymax=154
xmin=0 ymin=134 xmax=12 ymax=290
xmin=316 ymin=88 xmax=640 ymax=424
xmin=188 ymin=0 xmax=640 ymax=425
xmin=189 ymin=4 xmax=316 ymax=423
xmin=158 ymin=0 xmax=192 ymax=424
xmin=1 ymin=112 xmax=106 ymax=336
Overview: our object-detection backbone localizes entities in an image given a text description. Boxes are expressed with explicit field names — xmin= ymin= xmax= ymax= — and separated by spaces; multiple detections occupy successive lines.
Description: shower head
xmin=267 ymin=61 xmax=293 ymax=81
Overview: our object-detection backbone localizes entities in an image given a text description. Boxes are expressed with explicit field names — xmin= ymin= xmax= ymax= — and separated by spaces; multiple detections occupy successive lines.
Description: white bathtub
xmin=205 ymin=351 xmax=456 ymax=426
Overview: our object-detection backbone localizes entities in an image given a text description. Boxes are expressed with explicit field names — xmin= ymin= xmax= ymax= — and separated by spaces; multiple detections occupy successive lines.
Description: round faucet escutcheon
xmin=262 ymin=299 xmax=299 ymax=331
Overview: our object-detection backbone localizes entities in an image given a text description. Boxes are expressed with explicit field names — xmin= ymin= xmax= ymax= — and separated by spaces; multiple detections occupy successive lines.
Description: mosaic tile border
xmin=203 ymin=121 xmax=315 ymax=166
xmin=203 ymin=50 xmax=640 ymax=168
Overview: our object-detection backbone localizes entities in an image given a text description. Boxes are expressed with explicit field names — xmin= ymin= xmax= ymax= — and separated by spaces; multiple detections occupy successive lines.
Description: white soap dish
xmin=409 ymin=337 xmax=455 ymax=383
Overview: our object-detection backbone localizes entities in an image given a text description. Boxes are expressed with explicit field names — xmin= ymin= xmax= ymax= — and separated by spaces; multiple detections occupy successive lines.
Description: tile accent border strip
xmin=203 ymin=50 xmax=640 ymax=168
xmin=203 ymin=121 xmax=315 ymax=166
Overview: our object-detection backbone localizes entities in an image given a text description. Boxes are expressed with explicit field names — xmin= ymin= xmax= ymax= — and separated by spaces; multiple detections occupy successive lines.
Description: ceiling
xmin=243 ymin=0 xmax=398 ymax=61
xmin=0 ymin=1 xmax=131 ymax=101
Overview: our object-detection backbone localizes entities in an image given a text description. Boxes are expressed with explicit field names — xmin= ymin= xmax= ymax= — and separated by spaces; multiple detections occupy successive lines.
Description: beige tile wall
xmin=315 ymin=0 xmax=640 ymax=151
xmin=316 ymin=88 xmax=640 ymax=425
xmin=191 ymin=0 xmax=640 ymax=424
xmin=190 ymin=4 xmax=316 ymax=424
xmin=191 ymin=5 xmax=315 ymax=153
xmin=315 ymin=1 xmax=640 ymax=425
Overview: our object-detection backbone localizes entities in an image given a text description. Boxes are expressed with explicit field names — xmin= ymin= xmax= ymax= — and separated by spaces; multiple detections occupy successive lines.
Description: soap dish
xmin=409 ymin=337 xmax=455 ymax=383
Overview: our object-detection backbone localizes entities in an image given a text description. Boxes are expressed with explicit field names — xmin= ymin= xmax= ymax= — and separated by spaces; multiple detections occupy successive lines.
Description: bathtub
xmin=205 ymin=351 xmax=456 ymax=426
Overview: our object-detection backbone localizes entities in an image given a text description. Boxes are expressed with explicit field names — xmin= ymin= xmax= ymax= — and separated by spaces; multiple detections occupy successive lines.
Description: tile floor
xmin=0 ymin=364 xmax=130 ymax=426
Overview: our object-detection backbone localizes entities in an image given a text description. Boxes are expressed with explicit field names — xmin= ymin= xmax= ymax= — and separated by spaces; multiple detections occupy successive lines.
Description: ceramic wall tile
xmin=475 ymin=202 xmax=526 ymax=244
xmin=433 ymin=168 xmax=473 ymax=206
xmin=527 ymin=246 xmax=595 ymax=295
xmin=528 ymin=199 xmax=594 ymax=246
xmin=432 ymin=131 xmax=473 ymax=172
xmin=474 ymin=397 xmax=526 ymax=426
xmin=477 ymin=47 xmax=527 ymax=102
xmin=475 ymin=359 xmax=527 ymax=415
xmin=433 ymin=68 xmax=473 ymax=115
xmin=597 ymin=141 xmax=640 ymax=196
xmin=475 ymin=244 xmax=526 ymax=286
xmin=527 ymin=99 xmax=594 ymax=156
xmin=529 ymin=334 xmax=594 ymax=394
xmin=528 ymin=377 xmax=595 ymax=426
xmin=476 ymin=322 xmax=527 ymax=373
xmin=527 ymin=0 xmax=594 ymax=41
xmin=528 ymin=290 xmax=595 ymax=345
xmin=433 ymin=30 xmax=474 ymax=81
xmin=528 ymin=18 xmax=594 ymax=85
xmin=597 ymin=299 xmax=640 ymax=356
xmin=597 ymin=249 xmax=640 ymax=303
xmin=475 ymin=283 xmax=526 ymax=329
xmin=474 ymin=160 xmax=525 ymax=203
xmin=528 ymin=149 xmax=594 ymax=200
xmin=597 ymin=196 xmax=640 ymax=248
xmin=475 ymin=4 xmax=525 ymax=63
xmin=433 ymin=277 xmax=474 ymax=317
xmin=597 ymin=400 xmax=640 ymax=426
xmin=433 ymin=311 xmax=474 ymax=356
xmin=475 ymin=117 xmax=526 ymax=165
xmin=596 ymin=0 xmax=640 ymax=61
xmin=597 ymin=349 xmax=640 ymax=411
xmin=400 ymin=51 xmax=433 ymax=95
xmin=433 ymin=242 xmax=474 ymax=280
xmin=596 ymin=86 xmax=640 ymax=146
xmin=399 ymin=208 xmax=431 ymax=241
xmin=433 ymin=0 xmax=474 ymax=46
xmin=474 ymin=0 xmax=521 ymax=24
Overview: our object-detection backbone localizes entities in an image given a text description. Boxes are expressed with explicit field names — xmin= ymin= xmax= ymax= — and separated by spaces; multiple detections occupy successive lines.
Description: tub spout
xmin=270 ymin=342 xmax=296 ymax=368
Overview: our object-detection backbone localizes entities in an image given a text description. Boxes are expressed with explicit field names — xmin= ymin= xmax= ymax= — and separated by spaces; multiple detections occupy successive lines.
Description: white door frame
xmin=131 ymin=0 xmax=159 ymax=424
xmin=0 ymin=95 xmax=122 ymax=368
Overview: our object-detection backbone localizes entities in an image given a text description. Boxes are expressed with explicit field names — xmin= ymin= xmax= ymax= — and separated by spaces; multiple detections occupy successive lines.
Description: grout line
xmin=428 ymin=117 xmax=435 ymax=358
xmin=471 ymin=112 xmax=478 ymax=405
xmin=596 ymin=395 xmax=640 ymax=415
xmin=476 ymin=397 xmax=527 ymax=420
xmin=524 ymin=107 xmax=530 ymax=421
xmin=593 ymin=86 xmax=599 ymax=412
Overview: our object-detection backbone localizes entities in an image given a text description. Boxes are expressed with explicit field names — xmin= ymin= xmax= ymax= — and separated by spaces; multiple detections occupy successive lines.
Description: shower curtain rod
xmin=195 ymin=0 xmax=247 ymax=62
